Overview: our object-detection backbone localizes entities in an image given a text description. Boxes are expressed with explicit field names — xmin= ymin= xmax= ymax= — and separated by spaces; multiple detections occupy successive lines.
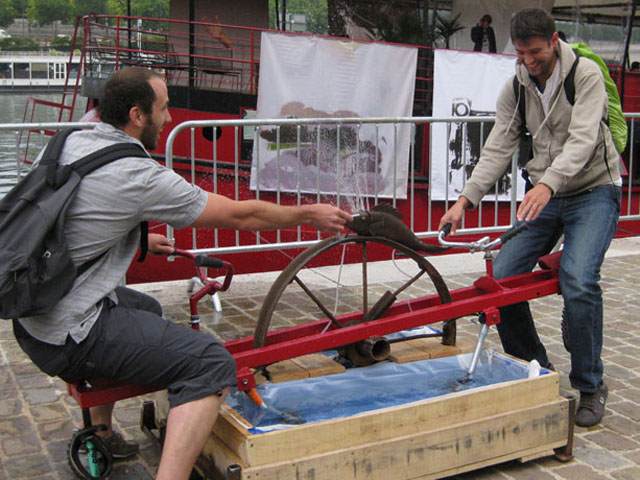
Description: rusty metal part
xmin=253 ymin=235 xmax=455 ymax=354
xmin=346 ymin=204 xmax=449 ymax=254
xmin=339 ymin=336 xmax=391 ymax=366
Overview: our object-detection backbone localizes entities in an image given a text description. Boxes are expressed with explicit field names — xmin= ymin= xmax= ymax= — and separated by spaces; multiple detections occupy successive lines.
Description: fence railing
xmin=164 ymin=114 xmax=640 ymax=257
xmin=3 ymin=115 xmax=639 ymax=261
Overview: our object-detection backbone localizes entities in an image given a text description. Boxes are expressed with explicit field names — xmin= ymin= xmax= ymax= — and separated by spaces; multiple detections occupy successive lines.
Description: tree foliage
xmin=0 ymin=35 xmax=37 ymax=50
xmin=0 ymin=0 xmax=17 ymax=27
xmin=270 ymin=0 xmax=329 ymax=34
xmin=106 ymin=0 xmax=168 ymax=18
xmin=26 ymin=0 xmax=73 ymax=26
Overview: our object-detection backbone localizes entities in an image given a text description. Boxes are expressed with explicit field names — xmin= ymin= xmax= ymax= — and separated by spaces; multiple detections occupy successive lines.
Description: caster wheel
xmin=68 ymin=429 xmax=113 ymax=479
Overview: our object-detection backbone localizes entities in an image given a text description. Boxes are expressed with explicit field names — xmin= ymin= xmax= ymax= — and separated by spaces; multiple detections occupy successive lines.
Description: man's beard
xmin=140 ymin=118 xmax=159 ymax=150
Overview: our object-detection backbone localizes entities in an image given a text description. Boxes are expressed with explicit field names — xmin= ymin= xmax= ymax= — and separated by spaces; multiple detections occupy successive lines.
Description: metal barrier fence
xmin=165 ymin=114 xmax=640 ymax=257
xmin=2 ymin=116 xmax=638 ymax=259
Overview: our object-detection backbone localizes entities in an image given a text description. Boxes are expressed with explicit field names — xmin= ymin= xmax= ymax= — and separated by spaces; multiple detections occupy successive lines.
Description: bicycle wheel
xmin=68 ymin=430 xmax=113 ymax=480
xmin=254 ymin=235 xmax=454 ymax=352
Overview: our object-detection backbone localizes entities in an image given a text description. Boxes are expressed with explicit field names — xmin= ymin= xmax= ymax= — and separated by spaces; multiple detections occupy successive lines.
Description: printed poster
xmin=250 ymin=32 xmax=417 ymax=199
xmin=431 ymin=49 xmax=524 ymax=201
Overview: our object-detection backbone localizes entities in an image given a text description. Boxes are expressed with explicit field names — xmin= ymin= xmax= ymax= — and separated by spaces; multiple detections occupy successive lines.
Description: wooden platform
xmin=195 ymin=345 xmax=574 ymax=480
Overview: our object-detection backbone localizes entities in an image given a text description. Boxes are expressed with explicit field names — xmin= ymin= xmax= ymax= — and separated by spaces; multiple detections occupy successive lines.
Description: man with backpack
xmin=11 ymin=67 xmax=352 ymax=479
xmin=439 ymin=8 xmax=621 ymax=428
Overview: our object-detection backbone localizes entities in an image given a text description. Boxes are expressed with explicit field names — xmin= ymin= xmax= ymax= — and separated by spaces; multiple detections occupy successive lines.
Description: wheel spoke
xmin=292 ymin=275 xmax=341 ymax=327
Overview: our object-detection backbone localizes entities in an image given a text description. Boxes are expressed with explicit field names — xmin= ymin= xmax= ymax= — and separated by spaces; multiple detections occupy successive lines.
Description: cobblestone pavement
xmin=1 ymin=238 xmax=639 ymax=480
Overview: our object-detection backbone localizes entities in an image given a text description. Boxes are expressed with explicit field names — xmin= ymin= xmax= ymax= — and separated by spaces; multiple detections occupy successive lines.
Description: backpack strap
xmin=71 ymin=143 xmax=149 ymax=177
xmin=512 ymin=75 xmax=527 ymax=132
xmin=562 ymin=54 xmax=614 ymax=181
xmin=39 ymin=128 xmax=81 ymax=167
xmin=71 ymin=142 xmax=151 ymax=262
xmin=563 ymin=55 xmax=581 ymax=106
xmin=53 ymin=140 xmax=151 ymax=265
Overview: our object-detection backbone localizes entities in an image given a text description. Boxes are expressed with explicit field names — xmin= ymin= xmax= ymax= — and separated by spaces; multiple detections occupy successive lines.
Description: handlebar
xmin=438 ymin=223 xmax=528 ymax=253
xmin=172 ymin=248 xmax=234 ymax=293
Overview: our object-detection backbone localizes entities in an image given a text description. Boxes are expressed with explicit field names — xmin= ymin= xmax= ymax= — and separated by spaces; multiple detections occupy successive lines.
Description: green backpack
xmin=514 ymin=42 xmax=628 ymax=154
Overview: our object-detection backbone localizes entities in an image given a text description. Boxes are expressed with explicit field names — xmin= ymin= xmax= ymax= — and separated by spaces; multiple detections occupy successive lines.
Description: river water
xmin=0 ymin=92 xmax=85 ymax=197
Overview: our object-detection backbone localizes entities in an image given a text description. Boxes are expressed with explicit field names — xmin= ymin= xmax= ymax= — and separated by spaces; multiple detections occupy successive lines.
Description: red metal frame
xmin=68 ymin=250 xmax=562 ymax=407
xmin=227 ymin=254 xmax=561 ymax=391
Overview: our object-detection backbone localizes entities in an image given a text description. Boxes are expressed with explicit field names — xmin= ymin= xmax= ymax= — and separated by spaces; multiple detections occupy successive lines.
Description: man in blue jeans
xmin=439 ymin=7 xmax=620 ymax=428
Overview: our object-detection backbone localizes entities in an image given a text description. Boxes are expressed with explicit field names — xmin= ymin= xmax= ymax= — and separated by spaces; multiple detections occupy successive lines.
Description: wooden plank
xmin=388 ymin=340 xmax=431 ymax=363
xmin=261 ymin=359 xmax=309 ymax=383
xmin=290 ymin=353 xmax=345 ymax=377
xmin=405 ymin=338 xmax=462 ymax=359
xmin=208 ymin=372 xmax=561 ymax=467
xmin=219 ymin=398 xmax=570 ymax=480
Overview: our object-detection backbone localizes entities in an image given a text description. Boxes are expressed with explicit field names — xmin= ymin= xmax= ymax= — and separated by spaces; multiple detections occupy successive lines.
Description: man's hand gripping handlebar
xmin=438 ymin=222 xmax=529 ymax=253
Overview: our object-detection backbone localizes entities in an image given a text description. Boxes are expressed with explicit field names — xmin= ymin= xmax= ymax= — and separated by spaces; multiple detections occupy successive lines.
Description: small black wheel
xmin=68 ymin=429 xmax=113 ymax=479
xmin=561 ymin=307 xmax=571 ymax=352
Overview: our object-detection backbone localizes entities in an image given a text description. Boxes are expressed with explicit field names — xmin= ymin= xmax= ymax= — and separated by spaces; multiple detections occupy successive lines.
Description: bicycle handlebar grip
xmin=441 ymin=223 xmax=453 ymax=236
xmin=498 ymin=222 xmax=528 ymax=244
xmin=194 ymin=256 xmax=224 ymax=269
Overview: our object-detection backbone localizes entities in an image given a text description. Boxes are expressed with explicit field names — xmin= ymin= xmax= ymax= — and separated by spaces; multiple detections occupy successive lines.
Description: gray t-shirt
xmin=18 ymin=123 xmax=208 ymax=345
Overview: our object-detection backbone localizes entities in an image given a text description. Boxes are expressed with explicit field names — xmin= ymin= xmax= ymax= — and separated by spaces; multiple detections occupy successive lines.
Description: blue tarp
xmin=225 ymin=349 xmax=549 ymax=433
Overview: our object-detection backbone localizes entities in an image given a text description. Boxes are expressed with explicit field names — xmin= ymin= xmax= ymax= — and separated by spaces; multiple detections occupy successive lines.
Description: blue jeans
xmin=493 ymin=184 xmax=620 ymax=393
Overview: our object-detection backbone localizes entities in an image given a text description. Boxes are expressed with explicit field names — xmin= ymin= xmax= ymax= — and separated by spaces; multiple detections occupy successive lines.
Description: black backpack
xmin=0 ymin=128 xmax=149 ymax=319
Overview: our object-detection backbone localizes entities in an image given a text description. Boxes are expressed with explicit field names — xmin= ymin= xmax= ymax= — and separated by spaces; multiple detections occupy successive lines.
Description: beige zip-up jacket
xmin=460 ymin=40 xmax=620 ymax=207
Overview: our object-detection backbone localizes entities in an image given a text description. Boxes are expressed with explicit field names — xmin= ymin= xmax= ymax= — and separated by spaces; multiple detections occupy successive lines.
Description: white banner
xmin=431 ymin=49 xmax=524 ymax=201
xmin=250 ymin=32 xmax=417 ymax=199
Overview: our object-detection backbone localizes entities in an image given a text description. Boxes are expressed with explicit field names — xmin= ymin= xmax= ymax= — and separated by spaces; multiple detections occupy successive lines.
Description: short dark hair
xmin=99 ymin=67 xmax=162 ymax=128
xmin=481 ymin=14 xmax=492 ymax=24
xmin=510 ymin=8 xmax=556 ymax=44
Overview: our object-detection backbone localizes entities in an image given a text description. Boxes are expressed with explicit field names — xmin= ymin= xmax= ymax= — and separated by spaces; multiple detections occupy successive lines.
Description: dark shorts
xmin=13 ymin=287 xmax=237 ymax=408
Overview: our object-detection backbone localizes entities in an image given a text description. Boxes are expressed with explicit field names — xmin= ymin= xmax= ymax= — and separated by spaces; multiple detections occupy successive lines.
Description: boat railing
xmin=49 ymin=14 xmax=437 ymax=118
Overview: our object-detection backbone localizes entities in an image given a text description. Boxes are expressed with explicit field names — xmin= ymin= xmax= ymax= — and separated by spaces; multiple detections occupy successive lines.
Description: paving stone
xmin=584 ymin=430 xmax=640 ymax=451
xmin=109 ymin=462 xmax=154 ymax=479
xmin=37 ymin=419 xmax=74 ymax=442
xmin=29 ymin=403 xmax=69 ymax=423
xmin=0 ymin=432 xmax=41 ymax=456
xmin=44 ymin=439 xmax=70 ymax=463
xmin=0 ymin=416 xmax=33 ymax=436
xmin=605 ymin=415 xmax=640 ymax=437
xmin=490 ymin=460 xmax=558 ymax=480
xmin=3 ymin=454 xmax=51 ymax=478
xmin=609 ymin=401 xmax=640 ymax=422
xmin=22 ymin=387 xmax=61 ymax=405
xmin=0 ymin=398 xmax=22 ymax=417
xmin=9 ymin=362 xmax=44 ymax=376
xmin=611 ymin=466 xmax=640 ymax=480
xmin=552 ymin=463 xmax=612 ymax=480
xmin=572 ymin=443 xmax=631 ymax=470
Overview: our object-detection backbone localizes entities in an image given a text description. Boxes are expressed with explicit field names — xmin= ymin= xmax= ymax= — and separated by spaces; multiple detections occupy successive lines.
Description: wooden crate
xmin=197 ymin=365 xmax=574 ymax=480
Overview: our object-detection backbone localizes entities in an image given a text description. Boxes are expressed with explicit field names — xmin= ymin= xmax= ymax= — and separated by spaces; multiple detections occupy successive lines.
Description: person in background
xmin=471 ymin=14 xmax=497 ymax=53
xmin=631 ymin=61 xmax=640 ymax=71
xmin=202 ymin=15 xmax=233 ymax=49
xmin=439 ymin=8 xmax=620 ymax=428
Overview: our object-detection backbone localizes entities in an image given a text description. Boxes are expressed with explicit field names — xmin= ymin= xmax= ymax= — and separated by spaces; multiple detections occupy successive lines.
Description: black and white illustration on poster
xmin=431 ymin=49 xmax=524 ymax=201
xmin=250 ymin=32 xmax=417 ymax=199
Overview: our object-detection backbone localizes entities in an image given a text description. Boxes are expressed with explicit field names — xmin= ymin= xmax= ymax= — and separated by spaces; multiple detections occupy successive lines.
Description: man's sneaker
xmin=75 ymin=430 xmax=139 ymax=459
xmin=575 ymin=381 xmax=608 ymax=427
xmin=101 ymin=431 xmax=140 ymax=459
